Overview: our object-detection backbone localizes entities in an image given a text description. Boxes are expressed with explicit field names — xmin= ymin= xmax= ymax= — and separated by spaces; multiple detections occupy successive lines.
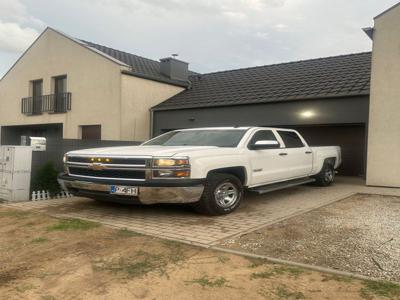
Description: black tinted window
xmin=278 ymin=131 xmax=304 ymax=148
xmin=249 ymin=130 xmax=278 ymax=145
xmin=143 ymin=130 xmax=247 ymax=147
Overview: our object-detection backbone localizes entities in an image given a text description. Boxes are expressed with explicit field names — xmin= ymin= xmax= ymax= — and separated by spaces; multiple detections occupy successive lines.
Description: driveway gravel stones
xmin=220 ymin=193 xmax=400 ymax=282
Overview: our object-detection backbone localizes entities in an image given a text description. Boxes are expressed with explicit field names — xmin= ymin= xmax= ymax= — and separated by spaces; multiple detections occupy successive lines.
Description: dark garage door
xmin=290 ymin=125 xmax=366 ymax=176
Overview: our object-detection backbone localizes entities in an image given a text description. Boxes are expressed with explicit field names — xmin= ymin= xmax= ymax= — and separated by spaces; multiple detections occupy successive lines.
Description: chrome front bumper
xmin=59 ymin=178 xmax=204 ymax=205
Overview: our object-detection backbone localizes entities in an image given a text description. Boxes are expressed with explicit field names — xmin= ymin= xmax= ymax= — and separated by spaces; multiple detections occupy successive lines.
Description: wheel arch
xmin=207 ymin=166 xmax=248 ymax=186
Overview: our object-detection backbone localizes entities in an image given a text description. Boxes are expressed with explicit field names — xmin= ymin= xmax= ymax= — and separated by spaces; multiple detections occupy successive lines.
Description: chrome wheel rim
xmin=214 ymin=182 xmax=239 ymax=208
xmin=325 ymin=168 xmax=334 ymax=182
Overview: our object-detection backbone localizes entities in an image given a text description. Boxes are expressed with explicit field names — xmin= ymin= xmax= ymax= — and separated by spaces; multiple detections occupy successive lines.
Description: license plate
xmin=110 ymin=186 xmax=138 ymax=196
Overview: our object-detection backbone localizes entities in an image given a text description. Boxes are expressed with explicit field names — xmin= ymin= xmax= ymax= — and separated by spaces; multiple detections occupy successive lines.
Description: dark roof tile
xmin=153 ymin=52 xmax=371 ymax=110
xmin=81 ymin=40 xmax=197 ymax=87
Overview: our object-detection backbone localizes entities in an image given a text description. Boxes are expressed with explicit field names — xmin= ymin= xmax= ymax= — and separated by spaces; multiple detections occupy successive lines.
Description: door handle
xmin=279 ymin=152 xmax=288 ymax=156
xmin=305 ymin=151 xmax=312 ymax=154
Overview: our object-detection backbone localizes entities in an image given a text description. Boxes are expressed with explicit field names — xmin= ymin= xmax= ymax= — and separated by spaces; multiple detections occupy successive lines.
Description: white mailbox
xmin=0 ymin=146 xmax=32 ymax=202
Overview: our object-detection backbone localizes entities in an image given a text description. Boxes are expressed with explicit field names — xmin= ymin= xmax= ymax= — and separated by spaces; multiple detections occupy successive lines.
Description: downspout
xmin=149 ymin=108 xmax=154 ymax=138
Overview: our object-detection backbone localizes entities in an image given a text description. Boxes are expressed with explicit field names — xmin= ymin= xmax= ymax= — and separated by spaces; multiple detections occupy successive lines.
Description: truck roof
xmin=177 ymin=127 xmax=294 ymax=131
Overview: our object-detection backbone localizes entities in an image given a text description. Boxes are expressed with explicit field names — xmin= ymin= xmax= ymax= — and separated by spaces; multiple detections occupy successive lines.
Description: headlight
xmin=153 ymin=157 xmax=189 ymax=167
xmin=152 ymin=157 xmax=190 ymax=179
xmin=63 ymin=154 xmax=68 ymax=164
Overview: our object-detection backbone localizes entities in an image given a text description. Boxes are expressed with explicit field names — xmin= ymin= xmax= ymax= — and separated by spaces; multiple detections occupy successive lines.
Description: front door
xmin=276 ymin=130 xmax=313 ymax=178
xmin=247 ymin=130 xmax=288 ymax=186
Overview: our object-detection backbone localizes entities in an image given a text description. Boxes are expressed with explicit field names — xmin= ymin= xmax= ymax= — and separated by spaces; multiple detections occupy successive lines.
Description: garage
xmin=151 ymin=52 xmax=371 ymax=178
xmin=290 ymin=125 xmax=366 ymax=176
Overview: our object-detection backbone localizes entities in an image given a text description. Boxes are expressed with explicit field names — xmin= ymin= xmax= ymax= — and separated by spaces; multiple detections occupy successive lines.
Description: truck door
xmin=276 ymin=130 xmax=313 ymax=178
xmin=247 ymin=129 xmax=288 ymax=186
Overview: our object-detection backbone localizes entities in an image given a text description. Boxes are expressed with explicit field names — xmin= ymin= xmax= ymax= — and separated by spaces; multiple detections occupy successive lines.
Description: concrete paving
xmin=3 ymin=177 xmax=400 ymax=246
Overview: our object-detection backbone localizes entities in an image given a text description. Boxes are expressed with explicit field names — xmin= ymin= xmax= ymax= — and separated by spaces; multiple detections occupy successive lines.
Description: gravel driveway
xmin=220 ymin=193 xmax=400 ymax=282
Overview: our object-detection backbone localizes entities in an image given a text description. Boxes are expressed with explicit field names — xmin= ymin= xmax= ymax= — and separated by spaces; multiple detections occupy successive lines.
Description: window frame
xmin=246 ymin=129 xmax=281 ymax=150
xmin=277 ymin=130 xmax=305 ymax=149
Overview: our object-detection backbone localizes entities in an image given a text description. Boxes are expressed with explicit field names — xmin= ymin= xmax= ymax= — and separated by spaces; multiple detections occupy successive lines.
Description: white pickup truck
xmin=59 ymin=127 xmax=341 ymax=215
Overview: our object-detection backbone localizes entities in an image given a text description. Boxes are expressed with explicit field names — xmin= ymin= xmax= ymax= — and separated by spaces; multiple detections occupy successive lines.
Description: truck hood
xmin=67 ymin=145 xmax=220 ymax=157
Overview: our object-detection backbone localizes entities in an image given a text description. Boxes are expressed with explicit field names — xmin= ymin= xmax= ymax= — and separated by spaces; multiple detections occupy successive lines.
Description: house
xmin=151 ymin=2 xmax=400 ymax=186
xmin=1 ymin=3 xmax=399 ymax=187
xmin=0 ymin=27 xmax=192 ymax=144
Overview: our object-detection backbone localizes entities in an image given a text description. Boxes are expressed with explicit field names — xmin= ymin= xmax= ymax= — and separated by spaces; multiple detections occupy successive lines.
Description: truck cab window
xmin=248 ymin=130 xmax=278 ymax=145
xmin=278 ymin=131 xmax=304 ymax=148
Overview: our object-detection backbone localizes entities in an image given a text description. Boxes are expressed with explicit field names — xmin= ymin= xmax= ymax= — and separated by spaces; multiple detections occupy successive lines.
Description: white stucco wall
xmin=367 ymin=4 xmax=400 ymax=187
xmin=120 ymin=75 xmax=184 ymax=141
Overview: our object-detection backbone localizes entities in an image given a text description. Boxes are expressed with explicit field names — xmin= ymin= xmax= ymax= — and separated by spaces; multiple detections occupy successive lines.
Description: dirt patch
xmin=220 ymin=193 xmax=400 ymax=282
xmin=0 ymin=206 xmax=398 ymax=299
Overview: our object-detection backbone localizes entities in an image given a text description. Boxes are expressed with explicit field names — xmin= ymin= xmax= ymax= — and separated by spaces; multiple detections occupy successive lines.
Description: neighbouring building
xmin=366 ymin=3 xmax=400 ymax=187
xmin=0 ymin=27 xmax=192 ymax=143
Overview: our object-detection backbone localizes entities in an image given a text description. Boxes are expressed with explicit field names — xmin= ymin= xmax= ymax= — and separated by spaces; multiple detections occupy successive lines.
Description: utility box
xmin=0 ymin=146 xmax=32 ymax=202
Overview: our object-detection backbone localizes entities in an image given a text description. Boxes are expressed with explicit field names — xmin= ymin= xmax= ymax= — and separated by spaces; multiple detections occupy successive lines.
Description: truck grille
xmin=68 ymin=167 xmax=146 ymax=180
xmin=68 ymin=156 xmax=146 ymax=166
xmin=66 ymin=155 xmax=149 ymax=181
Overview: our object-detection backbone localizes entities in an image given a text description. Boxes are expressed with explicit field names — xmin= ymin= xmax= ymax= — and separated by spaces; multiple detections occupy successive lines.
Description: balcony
xmin=21 ymin=92 xmax=72 ymax=115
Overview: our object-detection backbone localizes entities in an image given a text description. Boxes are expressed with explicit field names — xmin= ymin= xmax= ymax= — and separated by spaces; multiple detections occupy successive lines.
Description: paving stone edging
xmin=210 ymin=246 xmax=400 ymax=284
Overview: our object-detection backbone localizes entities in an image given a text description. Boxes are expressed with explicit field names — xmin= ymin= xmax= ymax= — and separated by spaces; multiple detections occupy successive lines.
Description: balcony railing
xmin=21 ymin=92 xmax=72 ymax=115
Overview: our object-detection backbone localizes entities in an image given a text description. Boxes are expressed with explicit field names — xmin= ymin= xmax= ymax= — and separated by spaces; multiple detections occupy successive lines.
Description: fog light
xmin=153 ymin=169 xmax=190 ymax=178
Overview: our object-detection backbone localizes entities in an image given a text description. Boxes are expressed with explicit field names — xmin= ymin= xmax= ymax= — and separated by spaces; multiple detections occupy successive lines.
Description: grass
xmin=31 ymin=237 xmax=49 ymax=244
xmin=217 ymin=256 xmax=230 ymax=264
xmin=40 ymin=296 xmax=56 ymax=300
xmin=15 ymin=283 xmax=35 ymax=293
xmin=247 ymin=257 xmax=268 ymax=268
xmin=186 ymin=275 xmax=227 ymax=288
xmin=251 ymin=265 xmax=305 ymax=280
xmin=92 ymin=251 xmax=166 ymax=278
xmin=321 ymin=273 xmax=354 ymax=283
xmin=275 ymin=285 xmax=305 ymax=299
xmin=0 ymin=210 xmax=31 ymax=218
xmin=360 ymin=280 xmax=400 ymax=299
xmin=46 ymin=218 xmax=100 ymax=231
xmin=116 ymin=228 xmax=142 ymax=237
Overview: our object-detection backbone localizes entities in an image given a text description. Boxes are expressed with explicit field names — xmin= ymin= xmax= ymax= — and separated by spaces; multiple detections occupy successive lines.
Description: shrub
xmin=32 ymin=161 xmax=61 ymax=196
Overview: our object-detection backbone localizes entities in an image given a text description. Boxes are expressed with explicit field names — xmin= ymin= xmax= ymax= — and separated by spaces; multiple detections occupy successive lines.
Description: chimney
xmin=160 ymin=57 xmax=189 ymax=81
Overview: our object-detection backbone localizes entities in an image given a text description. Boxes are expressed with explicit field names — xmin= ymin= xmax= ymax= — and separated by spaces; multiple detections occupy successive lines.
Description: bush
xmin=32 ymin=161 xmax=61 ymax=196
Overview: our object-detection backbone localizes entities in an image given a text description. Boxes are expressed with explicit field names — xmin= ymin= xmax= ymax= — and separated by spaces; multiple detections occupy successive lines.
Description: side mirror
xmin=250 ymin=140 xmax=280 ymax=150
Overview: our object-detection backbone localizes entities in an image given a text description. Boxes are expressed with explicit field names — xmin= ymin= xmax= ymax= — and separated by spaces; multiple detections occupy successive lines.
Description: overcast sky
xmin=0 ymin=0 xmax=398 ymax=77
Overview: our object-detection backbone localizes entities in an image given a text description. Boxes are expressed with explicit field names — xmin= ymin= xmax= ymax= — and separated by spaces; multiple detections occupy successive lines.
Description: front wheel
xmin=314 ymin=163 xmax=335 ymax=186
xmin=192 ymin=173 xmax=243 ymax=215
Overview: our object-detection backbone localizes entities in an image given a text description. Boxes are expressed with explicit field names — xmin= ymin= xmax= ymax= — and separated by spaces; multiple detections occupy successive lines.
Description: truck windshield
xmin=143 ymin=130 xmax=247 ymax=147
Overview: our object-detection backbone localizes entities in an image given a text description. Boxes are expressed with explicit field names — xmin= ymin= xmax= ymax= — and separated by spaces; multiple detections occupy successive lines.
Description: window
xmin=81 ymin=125 xmax=101 ymax=140
xmin=278 ymin=131 xmax=304 ymax=148
xmin=144 ymin=129 xmax=247 ymax=147
xmin=31 ymin=79 xmax=43 ymax=114
xmin=53 ymin=75 xmax=67 ymax=112
xmin=248 ymin=130 xmax=278 ymax=148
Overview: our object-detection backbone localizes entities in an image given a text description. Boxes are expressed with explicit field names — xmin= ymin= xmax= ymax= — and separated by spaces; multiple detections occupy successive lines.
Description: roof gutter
xmin=151 ymin=93 xmax=370 ymax=111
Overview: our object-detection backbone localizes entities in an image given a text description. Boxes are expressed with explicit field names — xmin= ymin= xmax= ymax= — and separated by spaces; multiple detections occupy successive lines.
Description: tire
xmin=192 ymin=173 xmax=243 ymax=215
xmin=314 ymin=162 xmax=335 ymax=186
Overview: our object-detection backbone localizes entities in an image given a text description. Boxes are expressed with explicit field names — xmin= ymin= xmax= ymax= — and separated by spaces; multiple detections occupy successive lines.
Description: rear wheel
xmin=314 ymin=162 xmax=335 ymax=186
xmin=193 ymin=173 xmax=243 ymax=215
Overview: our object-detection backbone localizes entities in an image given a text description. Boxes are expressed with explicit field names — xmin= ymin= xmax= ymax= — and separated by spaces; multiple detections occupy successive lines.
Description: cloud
xmin=0 ymin=0 xmax=44 ymax=53
xmin=0 ymin=22 xmax=39 ymax=53
xmin=0 ymin=0 xmax=398 ymax=77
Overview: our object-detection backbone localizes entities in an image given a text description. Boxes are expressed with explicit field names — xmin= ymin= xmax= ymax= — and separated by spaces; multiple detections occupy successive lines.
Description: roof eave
xmin=374 ymin=2 xmax=400 ymax=19
xmin=151 ymin=92 xmax=370 ymax=111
